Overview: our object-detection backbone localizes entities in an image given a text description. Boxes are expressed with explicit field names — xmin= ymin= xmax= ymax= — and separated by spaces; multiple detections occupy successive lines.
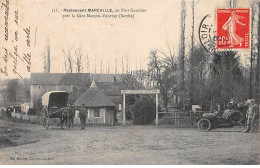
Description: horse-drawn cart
xmin=41 ymin=91 xmax=72 ymax=129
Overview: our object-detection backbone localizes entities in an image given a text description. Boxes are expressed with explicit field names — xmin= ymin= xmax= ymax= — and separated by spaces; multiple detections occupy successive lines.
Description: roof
xmin=74 ymin=80 xmax=116 ymax=107
xmin=30 ymin=73 xmax=90 ymax=85
xmin=30 ymin=73 xmax=64 ymax=85
xmin=41 ymin=91 xmax=68 ymax=106
xmin=90 ymin=74 xmax=123 ymax=83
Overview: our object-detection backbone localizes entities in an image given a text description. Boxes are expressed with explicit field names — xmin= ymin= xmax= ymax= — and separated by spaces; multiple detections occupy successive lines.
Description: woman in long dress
xmin=222 ymin=11 xmax=246 ymax=47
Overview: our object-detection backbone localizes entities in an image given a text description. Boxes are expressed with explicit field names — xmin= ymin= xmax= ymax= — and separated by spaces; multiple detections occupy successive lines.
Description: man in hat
xmin=79 ymin=104 xmax=88 ymax=130
xmin=242 ymin=99 xmax=258 ymax=133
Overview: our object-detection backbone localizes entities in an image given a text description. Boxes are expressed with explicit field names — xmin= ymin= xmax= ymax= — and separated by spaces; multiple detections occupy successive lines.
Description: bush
xmin=125 ymin=95 xmax=139 ymax=120
xmin=129 ymin=95 xmax=156 ymax=125
xmin=27 ymin=108 xmax=36 ymax=115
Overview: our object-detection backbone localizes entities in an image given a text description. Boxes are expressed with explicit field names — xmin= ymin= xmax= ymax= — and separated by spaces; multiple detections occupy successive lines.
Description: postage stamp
xmin=216 ymin=8 xmax=250 ymax=50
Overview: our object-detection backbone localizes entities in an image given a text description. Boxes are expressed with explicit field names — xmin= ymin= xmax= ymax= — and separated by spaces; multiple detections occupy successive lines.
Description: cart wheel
xmin=41 ymin=107 xmax=49 ymax=130
xmin=198 ymin=118 xmax=212 ymax=132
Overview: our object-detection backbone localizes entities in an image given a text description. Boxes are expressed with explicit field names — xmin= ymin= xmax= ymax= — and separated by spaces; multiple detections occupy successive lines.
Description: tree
xmin=226 ymin=0 xmax=237 ymax=8
xmin=43 ymin=38 xmax=50 ymax=73
xmin=211 ymin=51 xmax=244 ymax=105
xmin=256 ymin=2 xmax=260 ymax=102
xmin=148 ymin=50 xmax=162 ymax=87
xmin=190 ymin=45 xmax=211 ymax=106
xmin=249 ymin=0 xmax=256 ymax=98
xmin=190 ymin=0 xmax=195 ymax=104
xmin=156 ymin=42 xmax=178 ymax=108
xmin=7 ymin=79 xmax=19 ymax=102
xmin=74 ymin=47 xmax=88 ymax=73
xmin=0 ymin=88 xmax=8 ymax=106
xmin=179 ymin=0 xmax=186 ymax=90
xmin=63 ymin=47 xmax=73 ymax=73
xmin=129 ymin=95 xmax=156 ymax=125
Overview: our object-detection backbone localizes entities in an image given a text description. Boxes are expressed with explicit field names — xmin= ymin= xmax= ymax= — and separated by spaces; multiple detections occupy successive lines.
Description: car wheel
xmin=198 ymin=118 xmax=212 ymax=132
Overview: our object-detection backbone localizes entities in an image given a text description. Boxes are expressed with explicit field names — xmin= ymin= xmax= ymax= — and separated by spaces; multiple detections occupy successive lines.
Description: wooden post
xmin=123 ymin=94 xmax=126 ymax=126
xmin=156 ymin=93 xmax=158 ymax=126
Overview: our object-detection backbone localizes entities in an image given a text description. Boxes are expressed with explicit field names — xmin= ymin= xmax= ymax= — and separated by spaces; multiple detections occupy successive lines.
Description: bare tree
xmin=115 ymin=57 xmax=118 ymax=74
xmin=74 ymin=47 xmax=88 ymax=73
xmin=122 ymin=55 xmax=124 ymax=74
xmin=250 ymin=0 xmax=256 ymax=98
xmin=157 ymin=41 xmax=177 ymax=72
xmin=148 ymin=50 xmax=162 ymax=87
xmin=179 ymin=0 xmax=186 ymax=90
xmin=0 ymin=88 xmax=8 ymax=107
xmin=226 ymin=0 xmax=237 ymax=8
xmin=43 ymin=38 xmax=50 ymax=73
xmin=190 ymin=0 xmax=195 ymax=104
xmin=100 ymin=58 xmax=103 ymax=74
xmin=63 ymin=47 xmax=73 ymax=73
xmin=256 ymin=2 xmax=260 ymax=102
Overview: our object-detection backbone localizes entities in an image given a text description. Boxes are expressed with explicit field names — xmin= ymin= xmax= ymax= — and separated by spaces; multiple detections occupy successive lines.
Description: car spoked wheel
xmin=198 ymin=118 xmax=212 ymax=132
xmin=229 ymin=110 xmax=243 ymax=124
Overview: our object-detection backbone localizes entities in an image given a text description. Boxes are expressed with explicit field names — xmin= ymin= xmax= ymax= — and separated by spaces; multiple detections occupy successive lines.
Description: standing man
xmin=242 ymin=99 xmax=258 ymax=133
xmin=70 ymin=103 xmax=75 ymax=128
xmin=79 ymin=104 xmax=88 ymax=130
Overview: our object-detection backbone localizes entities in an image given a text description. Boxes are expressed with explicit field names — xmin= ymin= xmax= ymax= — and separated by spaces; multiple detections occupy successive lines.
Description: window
xmin=93 ymin=108 xmax=100 ymax=118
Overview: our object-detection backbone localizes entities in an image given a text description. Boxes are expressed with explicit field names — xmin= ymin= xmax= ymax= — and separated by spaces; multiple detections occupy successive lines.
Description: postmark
xmin=216 ymin=8 xmax=250 ymax=50
xmin=198 ymin=14 xmax=217 ymax=55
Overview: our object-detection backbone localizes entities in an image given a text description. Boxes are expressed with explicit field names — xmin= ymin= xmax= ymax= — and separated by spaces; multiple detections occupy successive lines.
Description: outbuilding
xmin=75 ymin=80 xmax=116 ymax=125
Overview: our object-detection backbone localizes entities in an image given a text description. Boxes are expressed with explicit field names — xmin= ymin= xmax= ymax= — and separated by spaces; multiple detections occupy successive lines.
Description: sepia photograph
xmin=0 ymin=0 xmax=259 ymax=165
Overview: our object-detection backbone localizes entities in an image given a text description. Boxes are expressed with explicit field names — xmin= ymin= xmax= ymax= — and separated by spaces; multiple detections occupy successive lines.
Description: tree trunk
xmin=190 ymin=0 xmax=195 ymax=104
xmin=179 ymin=0 xmax=186 ymax=90
xmin=256 ymin=2 xmax=260 ymax=102
xmin=250 ymin=2 xmax=255 ymax=98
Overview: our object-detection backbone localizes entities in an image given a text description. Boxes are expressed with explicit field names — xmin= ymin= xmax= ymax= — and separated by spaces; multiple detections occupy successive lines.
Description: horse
xmin=60 ymin=105 xmax=75 ymax=129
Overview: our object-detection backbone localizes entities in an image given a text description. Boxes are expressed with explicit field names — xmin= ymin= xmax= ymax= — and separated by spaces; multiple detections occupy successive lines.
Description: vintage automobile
xmin=41 ymin=91 xmax=73 ymax=130
xmin=197 ymin=108 xmax=259 ymax=132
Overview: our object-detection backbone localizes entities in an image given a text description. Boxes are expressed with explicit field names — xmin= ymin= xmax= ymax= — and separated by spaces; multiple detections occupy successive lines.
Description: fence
xmin=158 ymin=110 xmax=206 ymax=126
xmin=9 ymin=112 xmax=82 ymax=125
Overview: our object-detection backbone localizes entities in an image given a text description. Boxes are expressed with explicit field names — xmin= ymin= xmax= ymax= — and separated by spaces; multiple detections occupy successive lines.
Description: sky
xmin=0 ymin=0 xmax=252 ymax=80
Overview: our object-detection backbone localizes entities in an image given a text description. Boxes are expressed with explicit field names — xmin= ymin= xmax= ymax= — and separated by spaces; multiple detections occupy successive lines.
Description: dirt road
xmin=0 ymin=120 xmax=259 ymax=164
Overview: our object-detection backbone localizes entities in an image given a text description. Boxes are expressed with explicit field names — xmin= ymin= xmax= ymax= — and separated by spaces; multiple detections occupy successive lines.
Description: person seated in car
xmin=222 ymin=98 xmax=238 ymax=120
xmin=228 ymin=98 xmax=238 ymax=110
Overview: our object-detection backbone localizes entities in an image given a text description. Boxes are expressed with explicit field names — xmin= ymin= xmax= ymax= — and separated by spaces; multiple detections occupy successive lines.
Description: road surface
xmin=0 ymin=120 xmax=259 ymax=164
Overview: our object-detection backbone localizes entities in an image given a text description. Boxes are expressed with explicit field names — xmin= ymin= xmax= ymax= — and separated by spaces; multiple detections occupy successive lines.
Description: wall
xmin=87 ymin=107 xmax=106 ymax=124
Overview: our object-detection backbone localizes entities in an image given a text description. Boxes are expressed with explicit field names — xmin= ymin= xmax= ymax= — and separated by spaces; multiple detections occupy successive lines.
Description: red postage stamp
xmin=216 ymin=8 xmax=250 ymax=50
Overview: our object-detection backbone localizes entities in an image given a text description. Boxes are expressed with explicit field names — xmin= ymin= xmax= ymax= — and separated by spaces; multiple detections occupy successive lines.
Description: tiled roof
xmin=75 ymin=80 xmax=116 ymax=107
xmin=30 ymin=73 xmax=64 ymax=85
xmin=90 ymin=74 xmax=123 ymax=83
xmin=30 ymin=73 xmax=90 ymax=86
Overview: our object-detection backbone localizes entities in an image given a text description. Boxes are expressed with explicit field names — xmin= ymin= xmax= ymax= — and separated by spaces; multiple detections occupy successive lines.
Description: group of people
xmin=60 ymin=103 xmax=88 ymax=130
xmin=221 ymin=98 xmax=258 ymax=133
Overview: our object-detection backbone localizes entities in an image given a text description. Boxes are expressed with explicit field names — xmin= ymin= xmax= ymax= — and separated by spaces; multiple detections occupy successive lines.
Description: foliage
xmin=129 ymin=95 xmax=156 ymax=125
xmin=147 ymin=46 xmax=178 ymax=109
xmin=6 ymin=79 xmax=19 ymax=102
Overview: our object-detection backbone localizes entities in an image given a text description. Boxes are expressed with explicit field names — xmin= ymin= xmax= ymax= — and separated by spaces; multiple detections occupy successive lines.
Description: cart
xmin=41 ymin=91 xmax=72 ymax=129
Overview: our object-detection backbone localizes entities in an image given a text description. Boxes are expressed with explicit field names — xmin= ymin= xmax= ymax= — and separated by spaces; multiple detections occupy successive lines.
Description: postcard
xmin=0 ymin=0 xmax=259 ymax=165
